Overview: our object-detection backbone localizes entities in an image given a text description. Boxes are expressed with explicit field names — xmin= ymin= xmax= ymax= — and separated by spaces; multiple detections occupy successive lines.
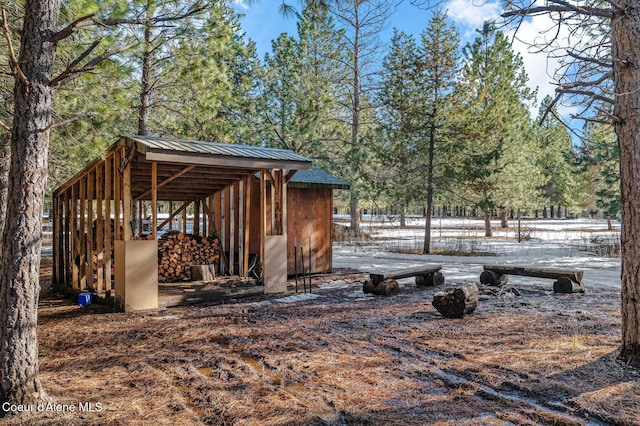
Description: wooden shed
xmin=282 ymin=167 xmax=349 ymax=275
xmin=52 ymin=135 xmax=312 ymax=309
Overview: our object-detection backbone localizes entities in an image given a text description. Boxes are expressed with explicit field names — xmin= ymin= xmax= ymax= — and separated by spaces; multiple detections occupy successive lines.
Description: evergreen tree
xmin=451 ymin=22 xmax=536 ymax=236
xmin=377 ymin=29 xmax=421 ymax=224
xmin=416 ymin=9 xmax=460 ymax=252
xmin=534 ymin=95 xmax=577 ymax=218
xmin=260 ymin=2 xmax=347 ymax=160
xmin=155 ymin=4 xmax=262 ymax=144
xmin=577 ymin=111 xmax=619 ymax=226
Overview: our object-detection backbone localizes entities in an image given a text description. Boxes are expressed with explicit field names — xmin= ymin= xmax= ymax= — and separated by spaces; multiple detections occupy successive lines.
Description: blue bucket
xmin=78 ymin=292 xmax=92 ymax=307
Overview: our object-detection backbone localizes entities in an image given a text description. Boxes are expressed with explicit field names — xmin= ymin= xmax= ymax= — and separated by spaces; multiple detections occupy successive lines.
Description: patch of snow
xmin=334 ymin=218 xmax=621 ymax=291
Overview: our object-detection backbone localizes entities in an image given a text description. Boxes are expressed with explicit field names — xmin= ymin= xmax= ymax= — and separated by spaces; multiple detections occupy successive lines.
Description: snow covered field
xmin=333 ymin=217 xmax=622 ymax=291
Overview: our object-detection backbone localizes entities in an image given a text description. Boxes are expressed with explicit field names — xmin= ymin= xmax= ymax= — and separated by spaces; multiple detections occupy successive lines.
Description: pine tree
xmin=154 ymin=4 xmax=262 ymax=144
xmin=451 ymin=22 xmax=536 ymax=236
xmin=377 ymin=29 xmax=421 ymax=223
xmin=416 ymin=9 xmax=460 ymax=252
xmin=577 ymin=111 xmax=619 ymax=227
xmin=534 ymin=96 xmax=577 ymax=219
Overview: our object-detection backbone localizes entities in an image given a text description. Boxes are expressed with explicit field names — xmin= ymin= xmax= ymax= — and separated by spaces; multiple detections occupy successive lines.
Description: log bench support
xmin=480 ymin=265 xmax=585 ymax=293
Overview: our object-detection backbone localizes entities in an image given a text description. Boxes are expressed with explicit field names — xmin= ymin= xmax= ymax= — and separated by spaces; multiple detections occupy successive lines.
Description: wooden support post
xmin=182 ymin=203 xmax=187 ymax=234
xmin=221 ymin=189 xmax=226 ymax=274
xmin=104 ymin=155 xmax=113 ymax=293
xmin=168 ymin=201 xmax=173 ymax=230
xmin=243 ymin=176 xmax=250 ymax=277
xmin=86 ymin=171 xmax=95 ymax=292
xmin=79 ymin=176 xmax=87 ymax=291
xmin=151 ymin=161 xmax=158 ymax=240
xmin=96 ymin=166 xmax=104 ymax=294
xmin=238 ymin=180 xmax=244 ymax=276
xmin=194 ymin=199 xmax=201 ymax=236
xmin=114 ymin=148 xmax=122 ymax=240
xmin=260 ymin=170 xmax=266 ymax=277
xmin=63 ymin=191 xmax=71 ymax=286
xmin=282 ymin=170 xmax=287 ymax=237
xmin=207 ymin=196 xmax=214 ymax=236
xmin=229 ymin=184 xmax=235 ymax=275
xmin=214 ymin=192 xmax=222 ymax=239
xmin=122 ymin=147 xmax=132 ymax=241
xmin=71 ymin=184 xmax=79 ymax=289
xmin=52 ymin=195 xmax=61 ymax=287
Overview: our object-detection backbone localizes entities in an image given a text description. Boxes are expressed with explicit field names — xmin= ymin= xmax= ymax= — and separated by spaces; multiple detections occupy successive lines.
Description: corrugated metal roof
xmin=288 ymin=167 xmax=350 ymax=189
xmin=122 ymin=135 xmax=312 ymax=164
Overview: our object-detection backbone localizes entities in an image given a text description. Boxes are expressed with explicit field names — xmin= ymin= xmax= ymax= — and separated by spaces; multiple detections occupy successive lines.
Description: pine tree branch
xmin=51 ymin=42 xmax=135 ymax=88
xmin=42 ymin=113 xmax=96 ymax=132
xmin=1 ymin=9 xmax=28 ymax=89
xmin=54 ymin=13 xmax=96 ymax=42
xmin=0 ymin=120 xmax=10 ymax=133
xmin=567 ymin=50 xmax=613 ymax=69
xmin=556 ymin=87 xmax=614 ymax=105
xmin=502 ymin=1 xmax=612 ymax=19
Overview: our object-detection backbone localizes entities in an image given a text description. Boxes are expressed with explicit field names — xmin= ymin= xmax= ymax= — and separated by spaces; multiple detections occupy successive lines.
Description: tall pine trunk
xmin=1 ymin=0 xmax=60 ymax=409
xmin=613 ymin=1 xmax=640 ymax=367
xmin=484 ymin=210 xmax=492 ymax=237
xmin=423 ymin=121 xmax=436 ymax=254
xmin=0 ymin=134 xmax=9 ymax=249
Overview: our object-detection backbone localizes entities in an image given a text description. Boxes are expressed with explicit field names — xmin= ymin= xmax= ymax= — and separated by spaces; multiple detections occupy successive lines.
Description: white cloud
xmin=445 ymin=1 xmax=581 ymax=120
xmin=445 ymin=0 xmax=502 ymax=30
xmin=232 ymin=0 xmax=250 ymax=10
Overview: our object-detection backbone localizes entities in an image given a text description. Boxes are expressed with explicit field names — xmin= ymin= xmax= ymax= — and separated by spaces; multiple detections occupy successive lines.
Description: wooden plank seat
xmin=480 ymin=265 xmax=585 ymax=293
xmin=369 ymin=265 xmax=444 ymax=287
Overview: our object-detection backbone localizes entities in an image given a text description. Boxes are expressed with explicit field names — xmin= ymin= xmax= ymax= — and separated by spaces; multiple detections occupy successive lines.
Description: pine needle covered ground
xmin=6 ymin=258 xmax=639 ymax=425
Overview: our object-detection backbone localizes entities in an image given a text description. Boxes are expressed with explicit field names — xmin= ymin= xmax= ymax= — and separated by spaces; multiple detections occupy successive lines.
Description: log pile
xmin=432 ymin=283 xmax=478 ymax=318
xmin=158 ymin=231 xmax=220 ymax=282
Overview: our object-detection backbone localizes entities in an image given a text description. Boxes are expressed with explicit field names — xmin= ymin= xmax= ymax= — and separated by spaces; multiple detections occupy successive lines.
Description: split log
xmin=363 ymin=279 xmax=400 ymax=297
xmin=191 ymin=264 xmax=217 ymax=281
xmin=415 ymin=271 xmax=444 ymax=287
xmin=432 ymin=283 xmax=478 ymax=318
xmin=553 ymin=277 xmax=585 ymax=294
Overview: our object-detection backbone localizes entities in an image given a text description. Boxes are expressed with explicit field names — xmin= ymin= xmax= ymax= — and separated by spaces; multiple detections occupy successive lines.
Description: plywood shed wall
xmin=52 ymin=135 xmax=313 ymax=296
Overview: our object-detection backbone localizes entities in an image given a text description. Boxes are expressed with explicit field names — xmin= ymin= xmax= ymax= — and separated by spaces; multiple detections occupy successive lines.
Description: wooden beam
xmin=158 ymin=201 xmax=189 ymax=230
xmin=134 ymin=164 xmax=196 ymax=201
xmin=122 ymin=147 xmax=132 ymax=241
xmin=52 ymin=196 xmax=61 ymax=286
xmin=285 ymin=169 xmax=298 ymax=183
xmin=79 ymin=178 xmax=87 ymax=291
xmin=194 ymin=199 xmax=200 ymax=236
xmin=63 ymin=191 xmax=71 ymax=286
xmin=71 ymin=183 xmax=79 ymax=289
xmin=96 ymin=166 xmax=104 ymax=293
xmin=243 ymin=176 xmax=250 ymax=277
xmin=260 ymin=170 xmax=266 ymax=279
xmin=151 ymin=161 xmax=158 ymax=240
xmin=238 ymin=180 xmax=244 ymax=276
xmin=86 ymin=171 xmax=94 ymax=292
xmin=104 ymin=155 xmax=113 ymax=293
xmin=114 ymin=148 xmax=122 ymax=240
xmin=229 ymin=183 xmax=235 ymax=275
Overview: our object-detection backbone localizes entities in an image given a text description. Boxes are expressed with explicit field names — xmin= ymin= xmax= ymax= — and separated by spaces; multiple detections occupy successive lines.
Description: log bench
xmin=363 ymin=265 xmax=444 ymax=297
xmin=480 ymin=265 xmax=585 ymax=293
xmin=369 ymin=265 xmax=444 ymax=287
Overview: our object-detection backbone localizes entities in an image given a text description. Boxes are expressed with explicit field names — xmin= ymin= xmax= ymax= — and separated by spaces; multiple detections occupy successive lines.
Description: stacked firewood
xmin=158 ymin=231 xmax=220 ymax=282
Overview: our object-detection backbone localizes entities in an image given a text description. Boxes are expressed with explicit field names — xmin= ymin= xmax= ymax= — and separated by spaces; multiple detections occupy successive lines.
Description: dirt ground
xmin=5 ymin=258 xmax=640 ymax=425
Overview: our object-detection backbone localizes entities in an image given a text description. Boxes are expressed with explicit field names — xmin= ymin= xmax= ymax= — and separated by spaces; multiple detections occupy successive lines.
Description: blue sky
xmin=231 ymin=0 xmax=572 ymax=122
